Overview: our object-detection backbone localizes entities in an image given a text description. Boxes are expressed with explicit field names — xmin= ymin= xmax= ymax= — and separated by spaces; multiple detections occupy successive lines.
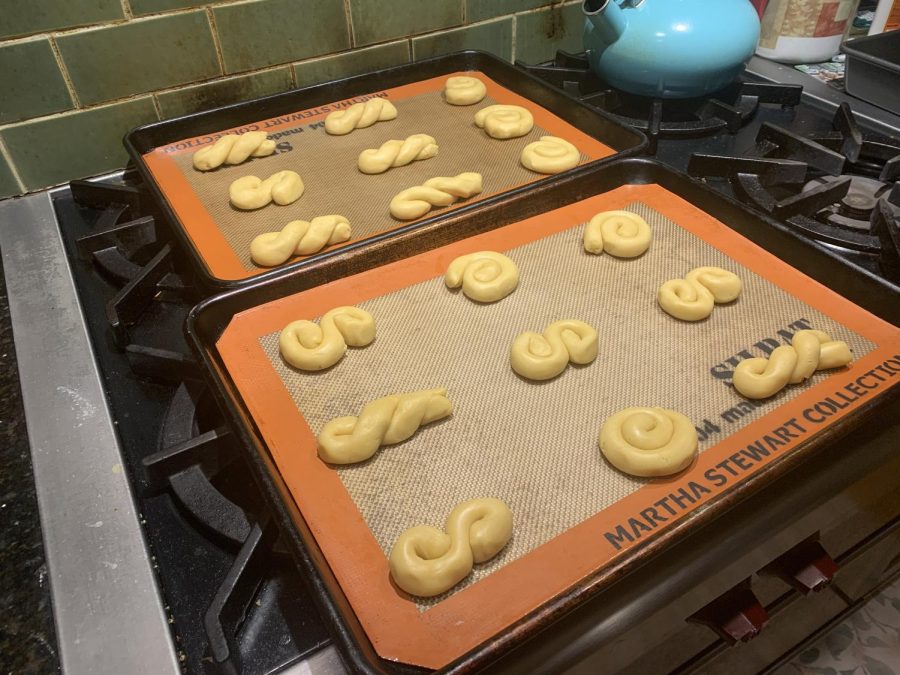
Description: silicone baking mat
xmin=142 ymin=71 xmax=615 ymax=281
xmin=215 ymin=184 xmax=900 ymax=669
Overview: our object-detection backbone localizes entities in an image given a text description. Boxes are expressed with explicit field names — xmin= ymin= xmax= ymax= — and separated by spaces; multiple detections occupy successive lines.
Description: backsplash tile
xmin=0 ymin=0 xmax=124 ymax=40
xmin=130 ymin=0 xmax=207 ymax=15
xmin=156 ymin=67 xmax=293 ymax=119
xmin=350 ymin=0 xmax=463 ymax=46
xmin=0 ymin=153 xmax=21 ymax=199
xmin=412 ymin=17 xmax=513 ymax=61
xmin=57 ymin=11 xmax=220 ymax=106
xmin=0 ymin=38 xmax=73 ymax=124
xmin=515 ymin=1 xmax=584 ymax=65
xmin=466 ymin=0 xmax=554 ymax=23
xmin=292 ymin=41 xmax=410 ymax=88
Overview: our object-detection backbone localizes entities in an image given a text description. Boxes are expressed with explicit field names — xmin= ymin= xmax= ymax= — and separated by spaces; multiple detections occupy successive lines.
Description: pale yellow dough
xmin=599 ymin=407 xmax=698 ymax=477
xmin=520 ymin=136 xmax=580 ymax=174
xmin=474 ymin=104 xmax=534 ymax=139
xmin=389 ymin=498 xmax=513 ymax=597
xmin=357 ymin=134 xmax=438 ymax=174
xmin=389 ymin=172 xmax=483 ymax=220
xmin=657 ymin=266 xmax=742 ymax=321
xmin=583 ymin=210 xmax=652 ymax=257
xmin=444 ymin=251 xmax=519 ymax=302
xmin=324 ymin=99 xmax=398 ymax=135
xmin=317 ymin=389 xmax=452 ymax=464
xmin=510 ymin=319 xmax=598 ymax=381
xmin=229 ymin=170 xmax=304 ymax=210
xmin=192 ymin=131 xmax=275 ymax=171
xmin=733 ymin=329 xmax=852 ymax=399
xmin=444 ymin=76 xmax=487 ymax=106
xmin=251 ymin=215 xmax=350 ymax=266
xmin=279 ymin=306 xmax=375 ymax=371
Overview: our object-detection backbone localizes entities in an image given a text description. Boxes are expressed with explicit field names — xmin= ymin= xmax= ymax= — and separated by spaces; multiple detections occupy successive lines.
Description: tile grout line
xmin=0 ymin=137 xmax=27 ymax=194
xmin=150 ymin=95 xmax=163 ymax=120
xmin=342 ymin=0 xmax=356 ymax=47
xmin=511 ymin=15 xmax=518 ymax=62
xmin=47 ymin=36 xmax=82 ymax=109
xmin=120 ymin=0 xmax=134 ymax=20
xmin=205 ymin=7 xmax=228 ymax=76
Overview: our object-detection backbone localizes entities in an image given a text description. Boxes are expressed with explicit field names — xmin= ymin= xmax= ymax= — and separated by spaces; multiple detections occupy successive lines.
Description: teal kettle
xmin=583 ymin=0 xmax=761 ymax=99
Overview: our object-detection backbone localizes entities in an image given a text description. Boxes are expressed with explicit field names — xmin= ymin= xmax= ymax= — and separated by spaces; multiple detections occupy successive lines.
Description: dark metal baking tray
xmin=842 ymin=31 xmax=900 ymax=114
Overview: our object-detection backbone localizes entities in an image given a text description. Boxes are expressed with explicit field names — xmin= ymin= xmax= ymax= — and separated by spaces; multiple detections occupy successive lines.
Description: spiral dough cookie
xmin=510 ymin=319 xmax=598 ymax=381
xmin=390 ymin=498 xmax=513 ymax=597
xmin=733 ymin=329 xmax=852 ymax=399
xmin=657 ymin=266 xmax=742 ymax=321
xmin=192 ymin=131 xmax=275 ymax=171
xmin=251 ymin=215 xmax=351 ymax=266
xmin=583 ymin=210 xmax=652 ymax=258
xmin=279 ymin=306 xmax=375 ymax=371
xmin=520 ymin=136 xmax=580 ymax=174
xmin=390 ymin=172 xmax=483 ymax=220
xmin=444 ymin=76 xmax=487 ymax=105
xmin=444 ymin=251 xmax=519 ymax=303
xmin=229 ymin=170 xmax=304 ymax=210
xmin=474 ymin=104 xmax=534 ymax=139
xmin=317 ymin=389 xmax=452 ymax=464
xmin=357 ymin=134 xmax=438 ymax=174
xmin=324 ymin=98 xmax=398 ymax=135
xmin=599 ymin=407 xmax=698 ymax=477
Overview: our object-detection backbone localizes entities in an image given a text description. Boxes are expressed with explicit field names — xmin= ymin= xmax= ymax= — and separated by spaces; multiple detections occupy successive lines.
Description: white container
xmin=756 ymin=0 xmax=860 ymax=64
xmin=869 ymin=0 xmax=900 ymax=34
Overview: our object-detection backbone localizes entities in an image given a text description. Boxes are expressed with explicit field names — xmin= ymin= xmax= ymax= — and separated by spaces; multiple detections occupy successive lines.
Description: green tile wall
xmin=467 ymin=0 xmax=553 ymax=23
xmin=0 ymin=0 xmax=123 ymax=40
xmin=156 ymin=67 xmax=293 ymax=118
xmin=0 ymin=153 xmax=21 ymax=199
xmin=515 ymin=1 xmax=585 ymax=64
xmin=293 ymin=41 xmax=410 ymax=88
xmin=412 ymin=17 xmax=513 ymax=61
xmin=130 ymin=0 xmax=207 ymax=16
xmin=350 ymin=0 xmax=462 ymax=46
xmin=0 ymin=39 xmax=73 ymax=124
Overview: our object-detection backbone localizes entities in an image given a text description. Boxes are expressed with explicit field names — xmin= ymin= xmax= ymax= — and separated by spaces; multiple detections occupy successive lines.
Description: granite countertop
xmin=0 ymin=255 xmax=59 ymax=672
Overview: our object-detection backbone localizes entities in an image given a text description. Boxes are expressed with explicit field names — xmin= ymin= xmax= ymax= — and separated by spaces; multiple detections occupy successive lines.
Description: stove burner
xmin=802 ymin=175 xmax=893 ymax=230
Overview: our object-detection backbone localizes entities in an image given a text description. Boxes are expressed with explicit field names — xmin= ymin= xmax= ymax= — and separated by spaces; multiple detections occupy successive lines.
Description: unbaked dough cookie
xmin=583 ymin=210 xmax=652 ymax=257
xmin=229 ymin=170 xmax=304 ymax=210
xmin=192 ymin=131 xmax=275 ymax=171
xmin=520 ymin=136 xmax=580 ymax=174
xmin=510 ymin=319 xmax=598 ymax=381
xmin=358 ymin=134 xmax=438 ymax=174
xmin=389 ymin=172 xmax=483 ymax=220
xmin=474 ymin=104 xmax=534 ymax=139
xmin=444 ymin=251 xmax=519 ymax=302
xmin=251 ymin=215 xmax=350 ymax=266
xmin=317 ymin=389 xmax=452 ymax=464
xmin=444 ymin=76 xmax=487 ymax=105
xmin=279 ymin=305 xmax=374 ymax=371
xmin=324 ymin=98 xmax=398 ymax=135
xmin=389 ymin=498 xmax=513 ymax=597
xmin=599 ymin=407 xmax=698 ymax=477
xmin=657 ymin=266 xmax=742 ymax=321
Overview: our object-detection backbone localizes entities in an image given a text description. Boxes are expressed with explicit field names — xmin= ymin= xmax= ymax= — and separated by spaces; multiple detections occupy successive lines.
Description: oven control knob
xmin=687 ymin=579 xmax=768 ymax=644
xmin=760 ymin=538 xmax=839 ymax=594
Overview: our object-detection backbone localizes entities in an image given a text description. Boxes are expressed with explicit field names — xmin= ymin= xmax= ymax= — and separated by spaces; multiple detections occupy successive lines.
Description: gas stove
xmin=1 ymin=53 xmax=899 ymax=675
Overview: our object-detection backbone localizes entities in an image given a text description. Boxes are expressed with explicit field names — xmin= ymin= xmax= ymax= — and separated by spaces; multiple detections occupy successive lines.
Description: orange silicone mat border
xmin=216 ymin=184 xmax=900 ymax=669
xmin=142 ymin=71 xmax=617 ymax=282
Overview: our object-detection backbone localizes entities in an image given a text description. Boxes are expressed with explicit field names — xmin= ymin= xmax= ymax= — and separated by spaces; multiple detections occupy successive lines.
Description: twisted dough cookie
xmin=389 ymin=172 xmax=483 ymax=220
xmin=520 ymin=136 xmax=580 ymax=174
xmin=317 ymin=389 xmax=452 ymax=464
xmin=324 ymin=98 xmax=398 ymax=135
xmin=229 ymin=170 xmax=304 ymax=210
xmin=474 ymin=104 xmax=534 ymax=139
xmin=357 ymin=134 xmax=438 ymax=174
xmin=444 ymin=251 xmax=519 ymax=303
xmin=390 ymin=498 xmax=513 ymax=597
xmin=510 ymin=319 xmax=598 ymax=381
xmin=444 ymin=76 xmax=487 ymax=106
xmin=279 ymin=306 xmax=375 ymax=371
xmin=584 ymin=210 xmax=652 ymax=258
xmin=192 ymin=131 xmax=275 ymax=171
xmin=251 ymin=215 xmax=351 ymax=266
xmin=658 ymin=266 xmax=742 ymax=321
xmin=599 ymin=407 xmax=698 ymax=477
xmin=733 ymin=329 xmax=852 ymax=399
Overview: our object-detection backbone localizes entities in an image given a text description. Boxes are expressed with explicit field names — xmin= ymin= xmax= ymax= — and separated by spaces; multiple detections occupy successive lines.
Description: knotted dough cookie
xmin=317 ymin=389 xmax=452 ymax=464
xmin=599 ymin=407 xmax=698 ymax=477
xmin=510 ymin=319 xmax=598 ymax=381
xmin=357 ymin=134 xmax=438 ymax=174
xmin=444 ymin=251 xmax=519 ymax=302
xmin=733 ymin=329 xmax=852 ymax=399
xmin=520 ymin=136 xmax=580 ymax=174
xmin=444 ymin=76 xmax=487 ymax=106
xmin=251 ymin=215 xmax=351 ymax=266
xmin=390 ymin=498 xmax=513 ymax=597
xmin=390 ymin=172 xmax=483 ymax=220
xmin=229 ymin=170 xmax=304 ymax=210
xmin=324 ymin=98 xmax=398 ymax=135
xmin=474 ymin=104 xmax=534 ymax=139
xmin=583 ymin=210 xmax=652 ymax=258
xmin=192 ymin=131 xmax=275 ymax=171
xmin=279 ymin=306 xmax=375 ymax=371
xmin=658 ymin=266 xmax=742 ymax=321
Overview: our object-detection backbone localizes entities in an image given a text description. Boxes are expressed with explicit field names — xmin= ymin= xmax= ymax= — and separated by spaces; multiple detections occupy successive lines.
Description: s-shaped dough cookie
xmin=474 ymin=104 xmax=534 ymax=139
xmin=251 ymin=215 xmax=351 ymax=266
xmin=520 ymin=136 xmax=580 ymax=174
xmin=583 ymin=210 xmax=652 ymax=258
xmin=444 ymin=251 xmax=519 ymax=302
xmin=510 ymin=319 xmax=598 ymax=381
xmin=444 ymin=76 xmax=487 ymax=105
xmin=389 ymin=498 xmax=513 ymax=597
xmin=229 ymin=170 xmax=304 ymax=210
xmin=389 ymin=172 xmax=483 ymax=220
xmin=733 ymin=329 xmax=852 ymax=399
xmin=279 ymin=306 xmax=375 ymax=371
xmin=599 ymin=407 xmax=698 ymax=477
xmin=324 ymin=99 xmax=398 ymax=135
xmin=192 ymin=132 xmax=276 ymax=171
xmin=657 ymin=266 xmax=742 ymax=321
xmin=317 ymin=389 xmax=452 ymax=464
xmin=357 ymin=134 xmax=438 ymax=174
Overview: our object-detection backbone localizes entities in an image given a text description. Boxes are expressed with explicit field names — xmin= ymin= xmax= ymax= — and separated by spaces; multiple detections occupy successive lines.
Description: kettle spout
xmin=583 ymin=0 xmax=626 ymax=45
